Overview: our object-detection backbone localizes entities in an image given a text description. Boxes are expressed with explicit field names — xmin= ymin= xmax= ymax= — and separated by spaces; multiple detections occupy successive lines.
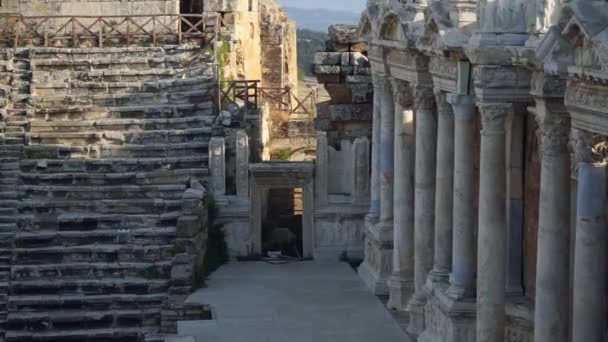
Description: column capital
xmin=434 ymin=89 xmax=454 ymax=118
xmin=448 ymin=94 xmax=476 ymax=121
xmin=390 ymin=78 xmax=414 ymax=108
xmin=372 ymin=74 xmax=389 ymax=92
xmin=537 ymin=114 xmax=570 ymax=156
xmin=478 ymin=102 xmax=511 ymax=134
xmin=413 ymin=86 xmax=436 ymax=112
xmin=570 ymin=128 xmax=608 ymax=169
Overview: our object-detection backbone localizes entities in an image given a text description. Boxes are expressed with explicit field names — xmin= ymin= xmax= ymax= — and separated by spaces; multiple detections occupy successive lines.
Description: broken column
xmin=236 ymin=130 xmax=250 ymax=198
xmin=209 ymin=137 xmax=226 ymax=196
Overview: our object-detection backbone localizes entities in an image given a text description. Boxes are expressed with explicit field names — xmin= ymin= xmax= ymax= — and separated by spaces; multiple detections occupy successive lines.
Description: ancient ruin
xmin=1 ymin=0 xmax=608 ymax=341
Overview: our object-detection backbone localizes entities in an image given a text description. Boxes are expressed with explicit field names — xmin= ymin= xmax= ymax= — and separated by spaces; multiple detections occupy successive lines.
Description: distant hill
xmin=297 ymin=29 xmax=328 ymax=78
xmin=284 ymin=7 xmax=361 ymax=32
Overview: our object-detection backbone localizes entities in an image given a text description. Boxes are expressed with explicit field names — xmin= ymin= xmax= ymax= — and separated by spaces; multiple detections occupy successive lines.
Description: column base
xmin=425 ymin=268 xmax=450 ymax=292
xmin=406 ymin=292 xmax=427 ymax=336
xmin=358 ymin=221 xmax=393 ymax=296
xmin=418 ymin=287 xmax=477 ymax=342
xmin=387 ymin=274 xmax=415 ymax=312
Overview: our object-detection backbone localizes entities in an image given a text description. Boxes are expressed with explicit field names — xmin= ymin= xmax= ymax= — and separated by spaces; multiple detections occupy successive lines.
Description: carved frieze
xmin=429 ymin=57 xmax=457 ymax=81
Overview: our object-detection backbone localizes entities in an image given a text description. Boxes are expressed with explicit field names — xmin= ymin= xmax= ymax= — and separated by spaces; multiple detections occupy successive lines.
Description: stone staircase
xmin=0 ymin=46 xmax=216 ymax=341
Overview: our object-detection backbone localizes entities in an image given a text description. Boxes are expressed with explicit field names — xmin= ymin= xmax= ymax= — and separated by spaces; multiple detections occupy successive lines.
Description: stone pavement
xmin=181 ymin=261 xmax=412 ymax=342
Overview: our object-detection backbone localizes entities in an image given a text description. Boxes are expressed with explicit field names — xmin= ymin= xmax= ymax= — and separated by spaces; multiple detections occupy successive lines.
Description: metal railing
xmin=0 ymin=13 xmax=220 ymax=48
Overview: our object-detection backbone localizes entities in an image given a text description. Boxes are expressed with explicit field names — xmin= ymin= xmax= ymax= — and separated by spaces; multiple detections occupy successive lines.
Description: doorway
xmin=180 ymin=0 xmax=203 ymax=14
xmin=262 ymin=188 xmax=303 ymax=258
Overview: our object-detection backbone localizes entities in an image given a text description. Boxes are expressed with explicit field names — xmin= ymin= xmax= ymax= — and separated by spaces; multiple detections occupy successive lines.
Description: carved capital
xmin=537 ymin=114 xmax=570 ymax=155
xmin=372 ymin=74 xmax=388 ymax=93
xmin=413 ymin=86 xmax=436 ymax=111
xmin=434 ymin=89 xmax=454 ymax=118
xmin=447 ymin=94 xmax=476 ymax=121
xmin=390 ymin=78 xmax=414 ymax=108
xmin=570 ymin=129 xmax=608 ymax=166
xmin=478 ymin=102 xmax=511 ymax=134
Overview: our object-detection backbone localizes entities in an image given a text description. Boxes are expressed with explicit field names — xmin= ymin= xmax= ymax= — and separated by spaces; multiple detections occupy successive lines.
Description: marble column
xmin=387 ymin=78 xmax=415 ymax=311
xmin=427 ymin=90 xmax=454 ymax=285
xmin=378 ymin=76 xmax=395 ymax=236
xmin=446 ymin=94 xmax=477 ymax=299
xmin=367 ymin=75 xmax=385 ymax=224
xmin=352 ymin=136 xmax=371 ymax=205
xmin=571 ymin=130 xmax=607 ymax=342
xmin=476 ymin=102 xmax=510 ymax=342
xmin=236 ymin=130 xmax=250 ymax=199
xmin=315 ymin=131 xmax=329 ymax=206
xmin=407 ymin=86 xmax=437 ymax=335
xmin=209 ymin=137 xmax=226 ymax=196
xmin=533 ymin=106 xmax=571 ymax=342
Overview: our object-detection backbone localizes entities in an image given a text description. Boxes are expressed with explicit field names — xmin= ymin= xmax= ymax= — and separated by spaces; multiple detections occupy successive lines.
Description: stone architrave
xmin=236 ymin=130 xmax=250 ymax=198
xmin=209 ymin=137 xmax=226 ymax=196
xmin=315 ymin=131 xmax=329 ymax=206
xmin=571 ymin=129 xmax=607 ymax=342
xmin=427 ymin=89 xmax=454 ymax=285
xmin=476 ymin=102 xmax=510 ymax=342
xmin=407 ymin=86 xmax=437 ymax=336
xmin=387 ymin=78 xmax=415 ymax=311
xmin=533 ymin=103 xmax=571 ymax=342
xmin=352 ymin=136 xmax=371 ymax=204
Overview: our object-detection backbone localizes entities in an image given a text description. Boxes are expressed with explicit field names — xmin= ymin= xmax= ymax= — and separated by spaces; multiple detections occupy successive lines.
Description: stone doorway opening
xmin=249 ymin=162 xmax=315 ymax=258
xmin=263 ymin=187 xmax=304 ymax=258
xmin=180 ymin=0 xmax=203 ymax=14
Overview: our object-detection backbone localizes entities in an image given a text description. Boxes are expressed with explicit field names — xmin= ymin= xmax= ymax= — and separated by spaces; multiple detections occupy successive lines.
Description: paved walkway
xmin=182 ymin=261 xmax=411 ymax=342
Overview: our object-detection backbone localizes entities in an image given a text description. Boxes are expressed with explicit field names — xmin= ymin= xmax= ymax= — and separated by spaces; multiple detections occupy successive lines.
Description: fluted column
xmin=367 ymin=74 xmax=384 ymax=224
xmin=533 ymin=105 xmax=571 ymax=342
xmin=571 ymin=129 xmax=607 ymax=342
xmin=446 ymin=94 xmax=477 ymax=299
xmin=476 ymin=102 xmax=510 ymax=342
xmin=387 ymin=78 xmax=415 ymax=311
xmin=407 ymin=86 xmax=437 ymax=335
xmin=377 ymin=76 xmax=395 ymax=235
xmin=427 ymin=90 xmax=454 ymax=285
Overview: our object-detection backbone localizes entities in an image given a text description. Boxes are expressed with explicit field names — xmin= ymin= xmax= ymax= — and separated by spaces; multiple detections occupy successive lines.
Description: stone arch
xmin=379 ymin=11 xmax=405 ymax=42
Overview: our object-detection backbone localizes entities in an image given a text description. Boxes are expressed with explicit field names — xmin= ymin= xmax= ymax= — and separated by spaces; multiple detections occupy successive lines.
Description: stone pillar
xmin=352 ymin=136 xmax=371 ymax=205
xmin=446 ymin=94 xmax=477 ymax=299
xmin=367 ymin=75 xmax=384 ymax=223
xmin=316 ymin=131 xmax=329 ymax=206
xmin=476 ymin=102 xmax=510 ymax=342
xmin=571 ymin=130 xmax=607 ymax=342
xmin=236 ymin=130 xmax=250 ymax=199
xmin=209 ymin=137 xmax=226 ymax=196
xmin=407 ymin=86 xmax=437 ymax=335
xmin=378 ymin=76 xmax=395 ymax=235
xmin=427 ymin=89 xmax=454 ymax=285
xmin=533 ymin=105 xmax=571 ymax=342
xmin=387 ymin=79 xmax=415 ymax=311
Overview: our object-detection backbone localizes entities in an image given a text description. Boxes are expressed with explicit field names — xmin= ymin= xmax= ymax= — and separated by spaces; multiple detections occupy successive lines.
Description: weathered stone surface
xmin=328 ymin=25 xmax=361 ymax=45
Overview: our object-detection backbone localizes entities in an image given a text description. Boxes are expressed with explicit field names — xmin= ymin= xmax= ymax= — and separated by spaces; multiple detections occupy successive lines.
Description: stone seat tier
xmin=23 ymin=142 xmax=209 ymax=159
xmin=28 ymin=128 xmax=212 ymax=146
xmin=30 ymin=89 xmax=213 ymax=107
xmin=29 ymin=46 xmax=206 ymax=59
xmin=8 ymin=293 xmax=165 ymax=312
xmin=7 ymin=308 xmax=160 ymax=334
xmin=12 ymin=261 xmax=172 ymax=281
xmin=30 ymin=55 xmax=211 ymax=71
xmin=19 ymin=156 xmax=208 ymax=173
xmin=29 ymin=117 xmax=215 ymax=132
xmin=14 ymin=227 xmax=177 ymax=248
xmin=80 ymin=67 xmax=214 ymax=83
xmin=5 ymin=326 xmax=153 ymax=342
xmin=17 ymin=212 xmax=181 ymax=231
xmin=19 ymin=198 xmax=182 ymax=216
xmin=20 ymin=184 xmax=186 ymax=200
xmin=12 ymin=244 xmax=174 ymax=265
xmin=30 ymin=103 xmax=215 ymax=121
xmin=9 ymin=278 xmax=168 ymax=296
xmin=21 ymin=168 xmax=206 ymax=185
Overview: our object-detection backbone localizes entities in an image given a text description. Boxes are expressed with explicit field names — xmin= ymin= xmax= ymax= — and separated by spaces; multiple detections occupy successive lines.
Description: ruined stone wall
xmin=4 ymin=0 xmax=179 ymax=16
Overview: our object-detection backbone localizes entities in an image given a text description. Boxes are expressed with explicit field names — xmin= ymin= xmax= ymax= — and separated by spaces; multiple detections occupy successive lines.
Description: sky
xmin=275 ymin=0 xmax=367 ymax=14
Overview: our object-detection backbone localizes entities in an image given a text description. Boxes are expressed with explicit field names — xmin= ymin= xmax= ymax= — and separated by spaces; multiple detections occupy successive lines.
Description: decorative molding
xmin=390 ymin=77 xmax=414 ymax=108
xmin=434 ymin=89 xmax=454 ymax=117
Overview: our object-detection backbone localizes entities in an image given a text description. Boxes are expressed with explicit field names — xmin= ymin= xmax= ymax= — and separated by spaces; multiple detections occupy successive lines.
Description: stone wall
xmin=2 ymin=0 xmax=179 ymax=16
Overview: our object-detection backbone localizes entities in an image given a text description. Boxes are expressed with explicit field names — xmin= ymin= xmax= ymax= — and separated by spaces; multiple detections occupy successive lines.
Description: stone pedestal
xmin=572 ymin=162 xmax=607 ymax=342
xmin=418 ymin=288 xmax=477 ymax=342
xmin=476 ymin=102 xmax=510 ymax=342
xmin=387 ymin=79 xmax=415 ymax=311
xmin=407 ymin=87 xmax=437 ymax=336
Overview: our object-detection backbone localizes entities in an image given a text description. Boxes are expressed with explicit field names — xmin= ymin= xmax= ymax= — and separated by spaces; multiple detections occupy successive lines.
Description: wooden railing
xmin=220 ymin=80 xmax=260 ymax=110
xmin=0 ymin=14 xmax=220 ymax=48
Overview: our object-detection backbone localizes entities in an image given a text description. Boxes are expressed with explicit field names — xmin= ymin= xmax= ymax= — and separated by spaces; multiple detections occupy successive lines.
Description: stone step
xmin=19 ymin=198 xmax=182 ymax=216
xmin=28 ymin=128 xmax=212 ymax=146
xmin=13 ymin=244 xmax=174 ymax=265
xmin=23 ymin=141 xmax=209 ymax=159
xmin=10 ymin=278 xmax=169 ymax=297
xmin=0 ymin=217 xmax=17 ymax=224
xmin=21 ymin=184 xmax=186 ymax=200
xmin=17 ymin=211 xmax=180 ymax=231
xmin=29 ymin=116 xmax=215 ymax=133
xmin=7 ymin=308 xmax=161 ymax=333
xmin=20 ymin=168 xmax=206 ymax=186
xmin=5 ymin=326 xmax=153 ymax=342
xmin=8 ymin=292 xmax=166 ymax=313
xmin=80 ymin=66 xmax=213 ymax=83
xmin=19 ymin=155 xmax=208 ymax=173
xmin=28 ymin=45 xmax=206 ymax=60
xmin=30 ymin=89 xmax=213 ymax=108
xmin=14 ymin=227 xmax=177 ymax=249
xmin=12 ymin=261 xmax=172 ymax=281
xmin=30 ymin=103 xmax=214 ymax=121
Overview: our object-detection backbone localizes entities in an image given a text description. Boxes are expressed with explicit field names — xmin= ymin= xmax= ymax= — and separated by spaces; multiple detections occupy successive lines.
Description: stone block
xmin=314 ymin=65 xmax=341 ymax=75
xmin=325 ymin=83 xmax=353 ymax=104
xmin=330 ymin=104 xmax=374 ymax=121
xmin=315 ymin=74 xmax=342 ymax=84
xmin=350 ymin=52 xmax=369 ymax=66
xmin=326 ymin=40 xmax=350 ymax=52
xmin=314 ymin=52 xmax=342 ymax=65
xmin=351 ymin=83 xmax=373 ymax=104
xmin=350 ymin=42 xmax=367 ymax=52
xmin=346 ymin=75 xmax=372 ymax=83
xmin=329 ymin=25 xmax=361 ymax=45
xmin=177 ymin=215 xmax=202 ymax=238
xmin=341 ymin=53 xmax=351 ymax=66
